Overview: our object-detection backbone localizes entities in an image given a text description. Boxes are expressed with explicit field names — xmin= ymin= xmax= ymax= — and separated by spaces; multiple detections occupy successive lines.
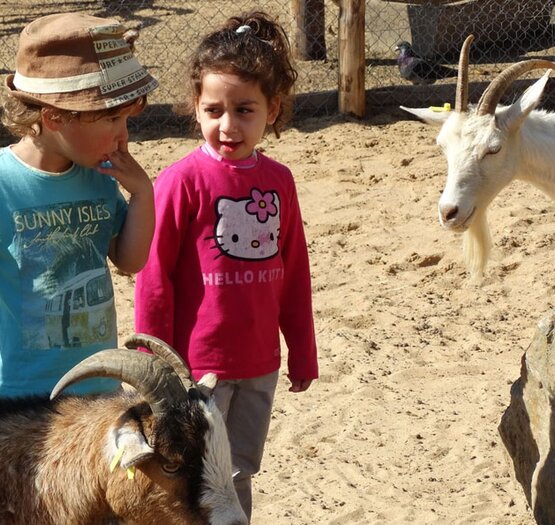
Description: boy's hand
xmin=102 ymin=139 xmax=154 ymax=274
xmin=289 ymin=378 xmax=313 ymax=393
xmin=97 ymin=140 xmax=151 ymax=196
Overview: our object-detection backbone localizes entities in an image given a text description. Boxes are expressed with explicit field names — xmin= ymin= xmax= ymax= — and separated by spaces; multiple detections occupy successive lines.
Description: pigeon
xmin=394 ymin=41 xmax=458 ymax=85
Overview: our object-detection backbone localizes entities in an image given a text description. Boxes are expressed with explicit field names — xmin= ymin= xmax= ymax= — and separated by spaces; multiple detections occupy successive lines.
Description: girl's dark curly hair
xmin=188 ymin=11 xmax=298 ymax=138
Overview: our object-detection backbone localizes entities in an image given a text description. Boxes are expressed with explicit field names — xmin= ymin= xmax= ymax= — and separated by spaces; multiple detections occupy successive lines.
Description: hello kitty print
xmin=212 ymin=188 xmax=281 ymax=261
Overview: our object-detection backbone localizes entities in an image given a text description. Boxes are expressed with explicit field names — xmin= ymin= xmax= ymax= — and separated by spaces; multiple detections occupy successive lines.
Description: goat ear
xmin=400 ymin=106 xmax=450 ymax=126
xmin=113 ymin=427 xmax=155 ymax=469
xmin=498 ymin=71 xmax=550 ymax=132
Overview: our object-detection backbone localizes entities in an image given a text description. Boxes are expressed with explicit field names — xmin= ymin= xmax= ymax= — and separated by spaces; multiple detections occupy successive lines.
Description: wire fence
xmin=0 ymin=0 xmax=554 ymax=135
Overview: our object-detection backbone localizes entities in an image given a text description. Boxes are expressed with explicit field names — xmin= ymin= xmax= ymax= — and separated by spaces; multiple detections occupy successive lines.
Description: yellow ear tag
xmin=127 ymin=466 xmax=136 ymax=480
xmin=109 ymin=446 xmax=125 ymax=473
xmin=429 ymin=102 xmax=451 ymax=112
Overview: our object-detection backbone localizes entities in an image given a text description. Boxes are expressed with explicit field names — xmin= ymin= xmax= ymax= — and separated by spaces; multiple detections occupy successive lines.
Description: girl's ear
xmin=267 ymin=96 xmax=281 ymax=125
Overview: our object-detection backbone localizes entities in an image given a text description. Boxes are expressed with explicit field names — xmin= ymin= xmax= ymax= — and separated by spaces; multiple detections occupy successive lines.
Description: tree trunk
xmin=338 ymin=0 xmax=366 ymax=117
xmin=290 ymin=0 xmax=327 ymax=61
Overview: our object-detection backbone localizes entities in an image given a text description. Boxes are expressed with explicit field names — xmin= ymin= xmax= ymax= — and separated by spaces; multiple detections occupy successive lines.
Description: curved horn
xmin=455 ymin=34 xmax=474 ymax=113
xmin=50 ymin=348 xmax=187 ymax=418
xmin=124 ymin=333 xmax=197 ymax=390
xmin=476 ymin=59 xmax=555 ymax=116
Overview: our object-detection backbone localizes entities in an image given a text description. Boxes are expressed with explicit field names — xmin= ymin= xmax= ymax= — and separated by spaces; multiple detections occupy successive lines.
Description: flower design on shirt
xmin=246 ymin=189 xmax=278 ymax=223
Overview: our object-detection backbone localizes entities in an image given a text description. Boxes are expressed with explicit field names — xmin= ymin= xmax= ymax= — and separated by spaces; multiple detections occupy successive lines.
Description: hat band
xmin=13 ymin=54 xmax=147 ymax=95
xmin=13 ymin=70 xmax=104 ymax=94
xmin=105 ymin=77 xmax=158 ymax=108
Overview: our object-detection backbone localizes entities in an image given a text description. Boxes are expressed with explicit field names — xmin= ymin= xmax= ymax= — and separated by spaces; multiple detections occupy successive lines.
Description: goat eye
xmin=488 ymin=144 xmax=501 ymax=155
xmin=162 ymin=463 xmax=181 ymax=474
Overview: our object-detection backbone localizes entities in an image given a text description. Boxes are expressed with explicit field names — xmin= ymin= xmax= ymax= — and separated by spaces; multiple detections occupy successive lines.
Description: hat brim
xmin=5 ymin=72 xmax=158 ymax=112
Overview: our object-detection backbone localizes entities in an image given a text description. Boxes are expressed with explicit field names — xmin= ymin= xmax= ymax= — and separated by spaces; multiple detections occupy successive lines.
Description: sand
xmin=114 ymin=111 xmax=547 ymax=524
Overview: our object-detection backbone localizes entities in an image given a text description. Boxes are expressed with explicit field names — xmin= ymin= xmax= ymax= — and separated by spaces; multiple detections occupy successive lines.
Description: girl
xmin=134 ymin=11 xmax=318 ymax=521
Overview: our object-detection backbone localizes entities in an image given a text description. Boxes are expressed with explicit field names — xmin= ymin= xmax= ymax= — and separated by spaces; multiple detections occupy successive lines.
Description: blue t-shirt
xmin=0 ymin=147 xmax=127 ymax=397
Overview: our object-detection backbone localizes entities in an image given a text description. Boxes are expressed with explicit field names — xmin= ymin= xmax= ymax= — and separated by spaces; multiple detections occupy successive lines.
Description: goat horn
xmin=476 ymin=59 xmax=555 ymax=116
xmin=123 ymin=333 xmax=197 ymax=390
xmin=50 ymin=348 xmax=187 ymax=418
xmin=455 ymin=34 xmax=474 ymax=113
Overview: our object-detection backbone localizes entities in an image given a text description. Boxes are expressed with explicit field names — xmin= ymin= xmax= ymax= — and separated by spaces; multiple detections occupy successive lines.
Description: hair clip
xmin=236 ymin=25 xmax=252 ymax=34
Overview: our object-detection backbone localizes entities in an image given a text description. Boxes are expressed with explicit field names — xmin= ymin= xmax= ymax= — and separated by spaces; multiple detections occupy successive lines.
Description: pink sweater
xmin=135 ymin=147 xmax=318 ymax=381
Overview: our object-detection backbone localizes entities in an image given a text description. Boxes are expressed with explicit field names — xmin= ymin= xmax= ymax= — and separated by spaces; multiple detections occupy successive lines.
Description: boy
xmin=0 ymin=12 xmax=158 ymax=396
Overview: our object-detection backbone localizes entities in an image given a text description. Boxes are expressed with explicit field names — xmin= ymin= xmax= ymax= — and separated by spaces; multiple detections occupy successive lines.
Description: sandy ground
xmin=108 ymin=110 xmax=555 ymax=525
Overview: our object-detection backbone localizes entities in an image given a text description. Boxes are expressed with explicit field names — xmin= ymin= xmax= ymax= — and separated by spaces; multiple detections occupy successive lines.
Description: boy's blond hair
xmin=1 ymin=94 xmax=147 ymax=138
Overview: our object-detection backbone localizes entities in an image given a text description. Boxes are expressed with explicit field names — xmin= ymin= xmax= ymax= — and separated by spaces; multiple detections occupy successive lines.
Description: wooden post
xmin=290 ymin=0 xmax=327 ymax=60
xmin=338 ymin=0 xmax=366 ymax=117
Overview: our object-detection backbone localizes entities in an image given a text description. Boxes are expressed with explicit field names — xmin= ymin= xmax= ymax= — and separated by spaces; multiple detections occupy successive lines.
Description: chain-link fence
xmin=0 ymin=0 xmax=554 ymax=134
xmin=366 ymin=0 xmax=555 ymax=114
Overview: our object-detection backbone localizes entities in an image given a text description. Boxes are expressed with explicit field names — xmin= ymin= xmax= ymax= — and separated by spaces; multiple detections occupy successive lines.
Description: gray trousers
xmin=213 ymin=370 xmax=279 ymax=523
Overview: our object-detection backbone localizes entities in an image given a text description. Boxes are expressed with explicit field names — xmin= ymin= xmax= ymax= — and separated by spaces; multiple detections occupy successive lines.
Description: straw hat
xmin=5 ymin=12 xmax=158 ymax=111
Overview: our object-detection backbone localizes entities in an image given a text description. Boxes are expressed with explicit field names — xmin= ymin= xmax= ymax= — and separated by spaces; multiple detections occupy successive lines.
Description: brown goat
xmin=0 ymin=334 xmax=247 ymax=525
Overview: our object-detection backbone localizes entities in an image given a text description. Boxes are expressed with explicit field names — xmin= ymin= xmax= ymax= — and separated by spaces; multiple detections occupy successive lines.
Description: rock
xmin=499 ymin=310 xmax=555 ymax=524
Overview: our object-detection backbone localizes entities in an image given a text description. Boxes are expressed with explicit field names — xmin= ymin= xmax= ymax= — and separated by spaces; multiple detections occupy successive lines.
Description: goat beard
xmin=463 ymin=209 xmax=491 ymax=279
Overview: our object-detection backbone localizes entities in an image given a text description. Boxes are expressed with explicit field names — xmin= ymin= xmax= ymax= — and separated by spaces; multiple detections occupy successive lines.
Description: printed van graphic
xmin=44 ymin=268 xmax=115 ymax=349
xmin=10 ymin=198 xmax=116 ymax=350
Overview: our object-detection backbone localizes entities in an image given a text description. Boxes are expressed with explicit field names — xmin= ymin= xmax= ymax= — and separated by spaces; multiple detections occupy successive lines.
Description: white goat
xmin=401 ymin=34 xmax=555 ymax=277
xmin=0 ymin=333 xmax=247 ymax=525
